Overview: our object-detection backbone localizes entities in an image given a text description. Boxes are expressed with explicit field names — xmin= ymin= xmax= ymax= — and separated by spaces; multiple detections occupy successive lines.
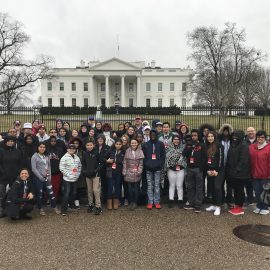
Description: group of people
xmin=0 ymin=116 xmax=269 ymax=221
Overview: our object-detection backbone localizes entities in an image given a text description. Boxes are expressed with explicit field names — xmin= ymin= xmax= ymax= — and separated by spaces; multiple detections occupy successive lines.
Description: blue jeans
xmin=253 ymin=179 xmax=270 ymax=210
xmin=33 ymin=176 xmax=56 ymax=209
xmin=107 ymin=171 xmax=122 ymax=199
xmin=127 ymin=182 xmax=140 ymax=203
xmin=146 ymin=170 xmax=161 ymax=204
xmin=61 ymin=181 xmax=77 ymax=213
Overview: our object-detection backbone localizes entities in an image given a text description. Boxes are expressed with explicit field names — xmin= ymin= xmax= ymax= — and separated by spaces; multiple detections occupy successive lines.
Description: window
xmin=158 ymin=98 xmax=162 ymax=107
xmin=182 ymin=98 xmax=186 ymax=107
xmin=72 ymin=98 xmax=76 ymax=107
xmin=146 ymin=98 xmax=151 ymax=107
xmin=129 ymin=98 xmax=134 ymax=107
xmin=47 ymin=82 xmax=52 ymax=91
xmin=84 ymin=82 xmax=88 ymax=91
xmin=170 ymin=83 xmax=174 ymax=91
xmin=60 ymin=82 xmax=64 ymax=91
xmin=60 ymin=98 xmax=64 ymax=107
xmin=158 ymin=82 xmax=162 ymax=91
xmin=182 ymin=82 xmax=187 ymax=92
xmin=146 ymin=82 xmax=151 ymax=92
xmin=129 ymin=83 xmax=134 ymax=92
xmin=72 ymin=82 xmax=76 ymax=91
xmin=84 ymin=98 xmax=88 ymax=107
xmin=48 ymin=98 xmax=52 ymax=107
xmin=101 ymin=83 xmax=105 ymax=92
xmin=170 ymin=98 xmax=175 ymax=107
xmin=101 ymin=98 xmax=106 ymax=107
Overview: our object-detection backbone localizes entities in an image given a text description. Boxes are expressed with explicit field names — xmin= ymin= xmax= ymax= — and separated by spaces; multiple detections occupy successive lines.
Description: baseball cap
xmin=23 ymin=123 xmax=32 ymax=129
xmin=156 ymin=122 xmax=163 ymax=126
xmin=143 ymin=125 xmax=151 ymax=131
xmin=14 ymin=120 xmax=21 ymax=126
xmin=88 ymin=116 xmax=95 ymax=120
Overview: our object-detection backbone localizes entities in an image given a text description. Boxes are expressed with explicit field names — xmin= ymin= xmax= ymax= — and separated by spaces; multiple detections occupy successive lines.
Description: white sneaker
xmin=74 ymin=200 xmax=80 ymax=207
xmin=214 ymin=207 xmax=221 ymax=216
xmin=259 ymin=209 xmax=269 ymax=215
xmin=253 ymin=208 xmax=260 ymax=214
xmin=206 ymin=205 xmax=216 ymax=212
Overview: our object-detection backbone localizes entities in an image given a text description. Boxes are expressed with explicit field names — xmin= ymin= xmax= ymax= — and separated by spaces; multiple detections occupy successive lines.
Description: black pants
xmin=230 ymin=179 xmax=247 ymax=207
xmin=0 ymin=183 xmax=8 ymax=216
xmin=6 ymin=202 xmax=33 ymax=219
xmin=100 ymin=169 xmax=107 ymax=202
xmin=186 ymin=168 xmax=204 ymax=208
xmin=127 ymin=182 xmax=140 ymax=203
xmin=244 ymin=179 xmax=254 ymax=203
xmin=207 ymin=171 xmax=224 ymax=206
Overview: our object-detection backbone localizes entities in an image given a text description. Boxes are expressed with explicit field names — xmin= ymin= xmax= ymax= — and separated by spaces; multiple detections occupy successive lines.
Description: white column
xmin=121 ymin=75 xmax=125 ymax=107
xmin=105 ymin=75 xmax=110 ymax=107
xmin=89 ymin=75 xmax=95 ymax=106
xmin=136 ymin=76 xmax=141 ymax=106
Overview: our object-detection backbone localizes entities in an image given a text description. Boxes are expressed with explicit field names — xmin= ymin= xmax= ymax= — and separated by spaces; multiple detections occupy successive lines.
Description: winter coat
xmin=249 ymin=142 xmax=270 ymax=179
xmin=199 ymin=123 xmax=215 ymax=143
xmin=123 ymin=147 xmax=144 ymax=182
xmin=20 ymin=137 xmax=36 ymax=172
xmin=205 ymin=144 xmax=224 ymax=172
xmin=82 ymin=149 xmax=101 ymax=178
xmin=218 ymin=124 xmax=233 ymax=139
xmin=142 ymin=139 xmax=166 ymax=172
xmin=105 ymin=149 xmax=125 ymax=176
xmin=158 ymin=132 xmax=174 ymax=148
xmin=166 ymin=143 xmax=187 ymax=171
xmin=0 ymin=145 xmax=21 ymax=185
xmin=47 ymin=143 xmax=65 ymax=175
xmin=31 ymin=153 xmax=51 ymax=182
xmin=59 ymin=153 xmax=82 ymax=182
xmin=226 ymin=131 xmax=251 ymax=179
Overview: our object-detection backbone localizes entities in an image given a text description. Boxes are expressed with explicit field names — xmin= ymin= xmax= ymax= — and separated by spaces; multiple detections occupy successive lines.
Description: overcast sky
xmin=2 ymin=0 xmax=270 ymax=68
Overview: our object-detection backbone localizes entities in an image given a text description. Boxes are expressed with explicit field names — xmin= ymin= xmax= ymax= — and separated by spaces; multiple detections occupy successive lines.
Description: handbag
xmin=260 ymin=183 xmax=270 ymax=206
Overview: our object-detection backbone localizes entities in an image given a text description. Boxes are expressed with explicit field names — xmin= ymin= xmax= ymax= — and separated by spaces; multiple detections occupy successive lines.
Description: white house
xmin=41 ymin=58 xmax=193 ymax=107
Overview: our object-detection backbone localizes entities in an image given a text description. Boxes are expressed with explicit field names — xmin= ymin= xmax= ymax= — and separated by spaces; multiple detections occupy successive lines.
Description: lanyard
xmin=152 ymin=144 xmax=155 ymax=154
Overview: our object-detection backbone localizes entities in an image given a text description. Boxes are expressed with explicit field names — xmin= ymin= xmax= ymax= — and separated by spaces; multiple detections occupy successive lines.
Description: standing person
xmin=218 ymin=124 xmax=233 ymax=206
xmin=158 ymin=122 xmax=174 ymax=149
xmin=173 ymin=120 xmax=182 ymax=134
xmin=166 ymin=135 xmax=187 ymax=208
xmin=102 ymin=123 xmax=115 ymax=147
xmin=123 ymin=138 xmax=144 ymax=210
xmin=249 ymin=130 xmax=270 ymax=215
xmin=199 ymin=124 xmax=215 ymax=144
xmin=95 ymin=122 xmax=103 ymax=135
xmin=226 ymin=130 xmax=251 ymax=215
xmin=127 ymin=126 xmax=136 ymax=141
xmin=178 ymin=124 xmax=189 ymax=144
xmin=142 ymin=129 xmax=166 ymax=209
xmin=31 ymin=142 xmax=60 ymax=216
xmin=87 ymin=116 xmax=96 ymax=129
xmin=32 ymin=119 xmax=41 ymax=135
xmin=20 ymin=135 xmax=37 ymax=174
xmin=106 ymin=139 xmax=125 ymax=210
xmin=55 ymin=119 xmax=64 ymax=134
xmin=134 ymin=116 xmax=143 ymax=134
xmin=124 ymin=122 xmax=132 ymax=132
xmin=78 ymin=124 xmax=89 ymax=140
xmin=117 ymin=124 xmax=126 ymax=138
xmin=183 ymin=129 xmax=207 ymax=213
xmin=58 ymin=128 xmax=69 ymax=146
xmin=13 ymin=120 xmax=23 ymax=139
xmin=47 ymin=136 xmax=65 ymax=202
xmin=83 ymin=128 xmax=96 ymax=146
xmin=143 ymin=125 xmax=151 ymax=143
xmin=59 ymin=144 xmax=82 ymax=216
xmin=205 ymin=131 xmax=225 ymax=216
xmin=5 ymin=169 xmax=34 ymax=220
xmin=82 ymin=140 xmax=102 ymax=215
xmin=0 ymin=136 xmax=21 ymax=218
xmin=36 ymin=124 xmax=50 ymax=142
xmin=155 ymin=122 xmax=163 ymax=136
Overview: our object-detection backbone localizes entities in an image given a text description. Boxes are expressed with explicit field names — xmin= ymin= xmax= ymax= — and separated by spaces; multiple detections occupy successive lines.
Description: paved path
xmin=0 ymin=206 xmax=270 ymax=270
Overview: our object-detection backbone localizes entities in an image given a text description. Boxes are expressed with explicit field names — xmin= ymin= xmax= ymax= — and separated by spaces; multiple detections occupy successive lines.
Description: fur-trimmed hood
xmin=218 ymin=124 xmax=233 ymax=135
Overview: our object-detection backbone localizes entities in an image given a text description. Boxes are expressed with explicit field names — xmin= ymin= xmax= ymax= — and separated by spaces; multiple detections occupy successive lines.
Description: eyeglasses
xmin=257 ymin=136 xmax=266 ymax=139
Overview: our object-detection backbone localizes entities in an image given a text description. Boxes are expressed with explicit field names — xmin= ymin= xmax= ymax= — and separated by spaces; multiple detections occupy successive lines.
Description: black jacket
xmin=183 ymin=141 xmax=207 ymax=171
xmin=205 ymin=144 xmax=224 ymax=172
xmin=142 ymin=139 xmax=166 ymax=171
xmin=82 ymin=149 xmax=101 ymax=177
xmin=105 ymin=149 xmax=125 ymax=174
xmin=47 ymin=143 xmax=65 ymax=175
xmin=0 ymin=146 xmax=21 ymax=185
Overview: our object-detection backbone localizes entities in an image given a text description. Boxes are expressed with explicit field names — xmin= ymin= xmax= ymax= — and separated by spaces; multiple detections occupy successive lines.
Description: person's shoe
xmin=178 ymin=200 xmax=184 ymax=209
xmin=259 ymin=209 xmax=269 ymax=215
xmin=124 ymin=199 xmax=129 ymax=207
xmin=168 ymin=200 xmax=174 ymax=208
xmin=194 ymin=207 xmax=201 ymax=213
xmin=113 ymin=199 xmax=119 ymax=210
xmin=155 ymin=204 xmax=161 ymax=209
xmin=20 ymin=214 xmax=32 ymax=220
xmin=184 ymin=205 xmax=195 ymax=210
xmin=214 ymin=207 xmax=221 ymax=216
xmin=206 ymin=205 xmax=217 ymax=212
xmin=61 ymin=212 xmax=67 ymax=216
xmin=54 ymin=207 xmax=61 ymax=214
xmin=40 ymin=209 xmax=46 ymax=216
xmin=107 ymin=199 xmax=113 ymax=210
xmin=229 ymin=206 xmax=244 ymax=215
xmin=94 ymin=207 xmax=102 ymax=215
xmin=11 ymin=216 xmax=20 ymax=221
xmin=253 ymin=208 xmax=261 ymax=214
xmin=147 ymin=204 xmax=153 ymax=210
xmin=87 ymin=204 xmax=94 ymax=213
xmin=74 ymin=200 xmax=80 ymax=209
xmin=129 ymin=203 xmax=136 ymax=211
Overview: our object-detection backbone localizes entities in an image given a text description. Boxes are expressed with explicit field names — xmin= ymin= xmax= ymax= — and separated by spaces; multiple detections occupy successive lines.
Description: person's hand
xmin=27 ymin=193 xmax=34 ymax=200
xmin=106 ymin=158 xmax=114 ymax=164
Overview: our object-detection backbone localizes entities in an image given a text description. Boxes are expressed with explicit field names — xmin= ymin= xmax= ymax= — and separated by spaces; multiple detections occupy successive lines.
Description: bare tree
xmin=0 ymin=13 xmax=54 ymax=113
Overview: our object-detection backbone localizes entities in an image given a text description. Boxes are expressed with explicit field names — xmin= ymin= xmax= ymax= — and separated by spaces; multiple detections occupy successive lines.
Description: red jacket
xmin=249 ymin=143 xmax=270 ymax=179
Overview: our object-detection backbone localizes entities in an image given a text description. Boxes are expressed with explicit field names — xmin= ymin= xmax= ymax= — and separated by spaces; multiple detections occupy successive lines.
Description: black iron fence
xmin=0 ymin=106 xmax=270 ymax=133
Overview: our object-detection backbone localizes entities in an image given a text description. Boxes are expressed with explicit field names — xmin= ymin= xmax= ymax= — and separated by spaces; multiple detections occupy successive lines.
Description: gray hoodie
xmin=31 ymin=153 xmax=51 ymax=182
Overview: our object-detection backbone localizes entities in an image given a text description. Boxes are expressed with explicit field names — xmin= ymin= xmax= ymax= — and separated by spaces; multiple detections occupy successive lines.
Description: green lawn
xmin=0 ymin=113 xmax=269 ymax=133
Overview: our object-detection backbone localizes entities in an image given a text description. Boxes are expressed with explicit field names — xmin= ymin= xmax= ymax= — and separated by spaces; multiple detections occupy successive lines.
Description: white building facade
xmin=41 ymin=58 xmax=193 ymax=107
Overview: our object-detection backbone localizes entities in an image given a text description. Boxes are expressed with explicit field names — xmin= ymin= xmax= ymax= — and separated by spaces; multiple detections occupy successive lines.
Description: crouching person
xmin=60 ymin=144 xmax=82 ymax=216
xmin=6 ymin=169 xmax=34 ymax=220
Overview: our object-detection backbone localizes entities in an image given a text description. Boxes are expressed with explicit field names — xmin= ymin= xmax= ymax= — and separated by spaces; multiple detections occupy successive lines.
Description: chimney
xmin=151 ymin=60 xmax=156 ymax=69
xmin=80 ymin=60 xmax=85 ymax=68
